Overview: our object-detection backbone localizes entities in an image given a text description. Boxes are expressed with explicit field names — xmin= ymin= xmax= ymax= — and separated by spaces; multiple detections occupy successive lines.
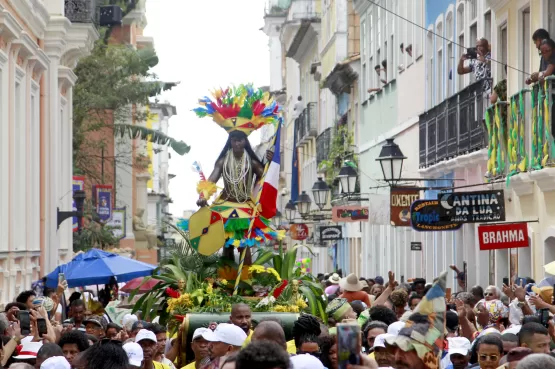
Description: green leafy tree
xmin=318 ymin=123 xmax=359 ymax=192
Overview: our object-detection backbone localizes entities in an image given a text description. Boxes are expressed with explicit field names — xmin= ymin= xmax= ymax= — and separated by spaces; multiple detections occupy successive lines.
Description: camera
xmin=465 ymin=47 xmax=478 ymax=59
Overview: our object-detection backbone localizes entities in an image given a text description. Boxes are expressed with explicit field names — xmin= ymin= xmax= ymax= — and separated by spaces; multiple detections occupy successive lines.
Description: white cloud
xmin=144 ymin=0 xmax=269 ymax=217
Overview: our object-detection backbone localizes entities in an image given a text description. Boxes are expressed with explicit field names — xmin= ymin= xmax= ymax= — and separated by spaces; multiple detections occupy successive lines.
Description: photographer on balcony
xmin=457 ymin=38 xmax=492 ymax=96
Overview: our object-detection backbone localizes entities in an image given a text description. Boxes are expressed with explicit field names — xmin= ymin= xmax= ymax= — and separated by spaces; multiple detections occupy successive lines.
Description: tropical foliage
xmin=131 ymin=224 xmax=328 ymax=325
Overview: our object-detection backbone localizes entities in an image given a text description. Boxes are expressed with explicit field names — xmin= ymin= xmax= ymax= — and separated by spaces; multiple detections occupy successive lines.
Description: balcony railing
xmin=65 ymin=0 xmax=97 ymax=23
xmin=316 ymin=127 xmax=332 ymax=166
xmin=485 ymin=77 xmax=555 ymax=181
xmin=265 ymin=0 xmax=291 ymax=16
xmin=419 ymin=79 xmax=488 ymax=167
xmin=287 ymin=0 xmax=320 ymax=21
xmin=295 ymin=102 xmax=318 ymax=146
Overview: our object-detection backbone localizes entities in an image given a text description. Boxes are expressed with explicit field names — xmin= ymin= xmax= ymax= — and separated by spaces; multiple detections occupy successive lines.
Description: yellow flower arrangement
xmin=271 ymin=304 xmax=300 ymax=313
xmin=295 ymin=298 xmax=308 ymax=310
xmin=167 ymin=293 xmax=193 ymax=312
xmin=206 ymin=284 xmax=214 ymax=295
xmin=220 ymin=279 xmax=228 ymax=286
xmin=266 ymin=267 xmax=281 ymax=282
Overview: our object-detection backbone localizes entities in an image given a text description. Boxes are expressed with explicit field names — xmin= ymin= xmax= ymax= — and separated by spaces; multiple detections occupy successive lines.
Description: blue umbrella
xmin=45 ymin=249 xmax=156 ymax=288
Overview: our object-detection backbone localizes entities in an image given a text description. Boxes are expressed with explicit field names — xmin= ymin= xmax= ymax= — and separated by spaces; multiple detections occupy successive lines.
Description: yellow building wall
xmin=146 ymin=109 xmax=157 ymax=189
xmin=322 ymin=42 xmax=337 ymax=78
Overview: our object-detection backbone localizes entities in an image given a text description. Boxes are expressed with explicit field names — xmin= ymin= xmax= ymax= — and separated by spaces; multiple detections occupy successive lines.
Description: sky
xmin=143 ymin=0 xmax=270 ymax=218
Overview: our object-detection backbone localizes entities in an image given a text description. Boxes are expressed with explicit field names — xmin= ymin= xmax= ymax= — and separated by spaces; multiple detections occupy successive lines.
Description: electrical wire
xmin=365 ymin=0 xmax=533 ymax=76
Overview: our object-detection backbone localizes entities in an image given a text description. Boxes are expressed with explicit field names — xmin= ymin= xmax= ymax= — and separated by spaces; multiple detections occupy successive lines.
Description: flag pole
xmin=233 ymin=125 xmax=280 ymax=295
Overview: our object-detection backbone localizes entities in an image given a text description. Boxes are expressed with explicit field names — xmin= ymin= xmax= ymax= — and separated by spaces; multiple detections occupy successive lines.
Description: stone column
xmin=135 ymin=172 xmax=156 ymax=262
xmin=43 ymin=17 xmax=70 ymax=274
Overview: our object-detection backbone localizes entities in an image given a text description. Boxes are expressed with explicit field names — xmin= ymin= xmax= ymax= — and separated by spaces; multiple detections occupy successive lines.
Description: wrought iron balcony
xmin=295 ymin=102 xmax=318 ymax=146
xmin=316 ymin=127 xmax=332 ymax=166
xmin=419 ymin=79 xmax=489 ymax=168
xmin=65 ymin=0 xmax=97 ymax=23
xmin=484 ymin=77 xmax=555 ymax=181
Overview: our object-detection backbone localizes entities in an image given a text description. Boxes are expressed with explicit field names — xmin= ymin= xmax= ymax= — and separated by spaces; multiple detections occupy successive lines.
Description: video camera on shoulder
xmin=465 ymin=47 xmax=478 ymax=59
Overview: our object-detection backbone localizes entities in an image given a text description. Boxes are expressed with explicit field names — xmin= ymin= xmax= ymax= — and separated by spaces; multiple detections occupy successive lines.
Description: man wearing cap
xmin=372 ymin=333 xmax=395 ymax=369
xmin=201 ymin=323 xmax=247 ymax=369
xmin=181 ymin=328 xmax=210 ymax=369
xmin=124 ymin=342 xmax=145 ymax=369
xmin=83 ymin=315 xmax=106 ymax=339
xmin=444 ymin=337 xmax=471 ymax=369
xmin=136 ymin=329 xmax=171 ymax=369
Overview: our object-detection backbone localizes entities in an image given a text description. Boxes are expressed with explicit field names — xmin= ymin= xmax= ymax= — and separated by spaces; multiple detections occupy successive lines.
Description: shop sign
xmin=332 ymin=206 xmax=369 ymax=223
xmin=478 ymin=222 xmax=529 ymax=250
xmin=410 ymin=200 xmax=462 ymax=232
xmin=290 ymin=223 xmax=309 ymax=240
xmin=410 ymin=242 xmax=422 ymax=251
xmin=437 ymin=190 xmax=505 ymax=223
xmin=390 ymin=187 xmax=420 ymax=227
xmin=320 ymin=226 xmax=343 ymax=241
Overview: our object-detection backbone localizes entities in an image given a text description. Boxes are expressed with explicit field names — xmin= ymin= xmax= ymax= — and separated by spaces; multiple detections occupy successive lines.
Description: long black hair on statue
xmin=215 ymin=130 xmax=264 ymax=167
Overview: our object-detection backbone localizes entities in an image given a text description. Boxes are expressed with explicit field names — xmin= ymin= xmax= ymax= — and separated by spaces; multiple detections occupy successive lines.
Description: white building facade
xmin=0 ymin=0 xmax=98 ymax=301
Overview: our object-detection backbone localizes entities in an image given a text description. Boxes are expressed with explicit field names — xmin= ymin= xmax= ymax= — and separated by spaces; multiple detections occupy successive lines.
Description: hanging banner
xmin=410 ymin=200 xmax=462 ymax=231
xmin=320 ymin=226 xmax=343 ymax=241
xmin=95 ymin=185 xmax=113 ymax=222
xmin=72 ymin=176 xmax=85 ymax=232
xmin=105 ymin=208 xmax=126 ymax=240
xmin=437 ymin=190 xmax=505 ymax=223
xmin=290 ymin=223 xmax=309 ymax=240
xmin=390 ymin=187 xmax=420 ymax=227
xmin=367 ymin=194 xmax=389 ymax=225
xmin=477 ymin=222 xmax=529 ymax=250
xmin=332 ymin=206 xmax=369 ymax=223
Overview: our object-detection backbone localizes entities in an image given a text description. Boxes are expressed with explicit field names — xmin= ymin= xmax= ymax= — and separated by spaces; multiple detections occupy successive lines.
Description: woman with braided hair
xmin=292 ymin=314 xmax=322 ymax=355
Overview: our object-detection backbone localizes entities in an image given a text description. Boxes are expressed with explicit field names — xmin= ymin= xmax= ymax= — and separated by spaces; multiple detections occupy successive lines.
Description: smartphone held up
xmin=337 ymin=322 xmax=361 ymax=369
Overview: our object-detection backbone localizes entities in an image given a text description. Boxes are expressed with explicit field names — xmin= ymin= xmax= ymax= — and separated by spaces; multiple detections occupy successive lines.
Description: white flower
xmin=256 ymin=296 xmax=276 ymax=308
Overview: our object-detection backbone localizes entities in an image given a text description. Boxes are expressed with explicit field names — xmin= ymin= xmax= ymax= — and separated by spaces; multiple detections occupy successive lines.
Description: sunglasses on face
xmin=484 ymin=292 xmax=495 ymax=296
xmin=479 ymin=354 xmax=499 ymax=362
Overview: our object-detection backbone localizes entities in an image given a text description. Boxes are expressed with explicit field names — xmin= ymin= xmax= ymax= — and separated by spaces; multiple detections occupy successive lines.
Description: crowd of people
xmin=2 ymin=268 xmax=555 ymax=369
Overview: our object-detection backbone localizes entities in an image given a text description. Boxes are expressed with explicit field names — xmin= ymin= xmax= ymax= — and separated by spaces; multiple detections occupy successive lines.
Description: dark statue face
xmin=230 ymin=136 xmax=246 ymax=156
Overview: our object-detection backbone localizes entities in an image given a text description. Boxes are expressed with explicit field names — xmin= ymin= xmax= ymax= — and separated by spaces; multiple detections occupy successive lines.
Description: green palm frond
xmin=114 ymin=124 xmax=190 ymax=155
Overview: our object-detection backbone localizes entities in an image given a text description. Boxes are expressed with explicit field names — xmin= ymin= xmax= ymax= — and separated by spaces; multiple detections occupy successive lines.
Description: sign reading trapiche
xmin=437 ymin=190 xmax=505 ymax=223
xmin=478 ymin=222 xmax=529 ymax=250
xmin=332 ymin=206 xmax=369 ymax=223
xmin=320 ymin=226 xmax=343 ymax=241
xmin=410 ymin=200 xmax=462 ymax=232
xmin=390 ymin=187 xmax=420 ymax=227
xmin=410 ymin=242 xmax=422 ymax=251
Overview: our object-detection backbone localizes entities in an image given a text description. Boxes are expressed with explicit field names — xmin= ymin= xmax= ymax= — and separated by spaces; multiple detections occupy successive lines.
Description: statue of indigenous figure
xmin=190 ymin=84 xmax=282 ymax=266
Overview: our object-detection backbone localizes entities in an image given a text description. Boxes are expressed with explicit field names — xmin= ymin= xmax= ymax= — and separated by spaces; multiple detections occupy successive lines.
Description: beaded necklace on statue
xmin=222 ymin=150 xmax=252 ymax=203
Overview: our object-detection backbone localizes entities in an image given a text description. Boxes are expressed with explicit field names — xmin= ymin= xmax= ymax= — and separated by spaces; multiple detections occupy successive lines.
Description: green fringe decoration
xmin=224 ymin=218 xmax=251 ymax=232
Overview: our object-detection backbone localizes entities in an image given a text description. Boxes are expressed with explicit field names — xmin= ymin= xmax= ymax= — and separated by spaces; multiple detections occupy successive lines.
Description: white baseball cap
xmin=40 ymin=356 xmax=71 ymax=369
xmin=122 ymin=314 xmax=138 ymax=331
xmin=124 ymin=342 xmax=144 ymax=366
xmin=193 ymin=328 xmax=210 ymax=341
xmin=447 ymin=337 xmax=471 ymax=356
xmin=373 ymin=333 xmax=396 ymax=349
xmin=290 ymin=353 xmax=325 ymax=369
xmin=135 ymin=329 xmax=157 ymax=344
xmin=202 ymin=323 xmax=247 ymax=347
xmin=387 ymin=321 xmax=405 ymax=336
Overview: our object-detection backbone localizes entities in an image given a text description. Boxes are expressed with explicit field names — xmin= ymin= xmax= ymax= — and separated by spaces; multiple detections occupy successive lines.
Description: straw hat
xmin=531 ymin=285 xmax=553 ymax=303
xmin=339 ymin=273 xmax=364 ymax=292
xmin=328 ymin=273 xmax=341 ymax=284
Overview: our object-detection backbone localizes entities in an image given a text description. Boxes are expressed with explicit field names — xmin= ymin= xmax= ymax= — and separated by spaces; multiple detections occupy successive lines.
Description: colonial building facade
xmin=0 ymin=0 xmax=98 ymax=301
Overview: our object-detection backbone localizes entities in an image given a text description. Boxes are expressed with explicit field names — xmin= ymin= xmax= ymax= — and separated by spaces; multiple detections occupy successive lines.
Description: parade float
xmin=131 ymin=84 xmax=327 ymax=361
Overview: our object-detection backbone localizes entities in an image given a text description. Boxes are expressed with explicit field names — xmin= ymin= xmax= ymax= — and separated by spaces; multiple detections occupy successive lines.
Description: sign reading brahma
xmin=437 ymin=190 xmax=505 ymax=223
xmin=478 ymin=222 xmax=529 ymax=250
xmin=290 ymin=223 xmax=309 ymax=241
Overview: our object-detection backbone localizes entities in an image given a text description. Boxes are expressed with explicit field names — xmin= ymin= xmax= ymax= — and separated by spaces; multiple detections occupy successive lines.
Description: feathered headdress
xmin=193 ymin=84 xmax=281 ymax=137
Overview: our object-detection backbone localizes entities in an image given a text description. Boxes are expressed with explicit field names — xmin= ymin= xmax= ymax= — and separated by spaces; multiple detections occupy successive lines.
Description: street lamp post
xmin=337 ymin=161 xmax=358 ymax=194
xmin=285 ymin=199 xmax=297 ymax=221
xmin=57 ymin=190 xmax=86 ymax=231
xmin=376 ymin=138 xmax=406 ymax=186
xmin=312 ymin=177 xmax=330 ymax=210
xmin=273 ymin=210 xmax=283 ymax=228
xmin=295 ymin=191 xmax=312 ymax=218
